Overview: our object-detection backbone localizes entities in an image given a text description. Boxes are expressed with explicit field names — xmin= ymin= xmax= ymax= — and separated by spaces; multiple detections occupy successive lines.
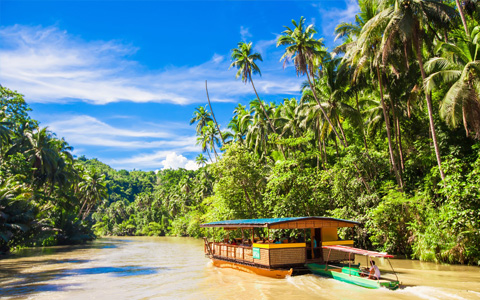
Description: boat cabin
xmin=200 ymin=217 xmax=360 ymax=275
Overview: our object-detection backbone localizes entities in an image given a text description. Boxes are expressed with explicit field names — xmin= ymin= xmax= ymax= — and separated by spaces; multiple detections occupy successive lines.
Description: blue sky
xmin=0 ymin=0 xmax=359 ymax=171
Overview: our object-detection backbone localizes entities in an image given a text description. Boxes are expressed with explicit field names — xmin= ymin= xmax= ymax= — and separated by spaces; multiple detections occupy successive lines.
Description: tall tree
xmin=190 ymin=106 xmax=213 ymax=136
xmin=277 ymin=16 xmax=346 ymax=147
xmin=376 ymin=0 xmax=458 ymax=180
xmin=425 ymin=25 xmax=480 ymax=139
xmin=229 ymin=42 xmax=277 ymax=135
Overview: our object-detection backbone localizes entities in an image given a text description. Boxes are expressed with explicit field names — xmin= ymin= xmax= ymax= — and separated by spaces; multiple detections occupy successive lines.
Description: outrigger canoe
xmin=307 ymin=245 xmax=400 ymax=290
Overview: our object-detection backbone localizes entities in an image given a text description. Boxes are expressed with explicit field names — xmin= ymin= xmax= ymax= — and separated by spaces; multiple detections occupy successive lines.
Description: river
xmin=0 ymin=237 xmax=479 ymax=300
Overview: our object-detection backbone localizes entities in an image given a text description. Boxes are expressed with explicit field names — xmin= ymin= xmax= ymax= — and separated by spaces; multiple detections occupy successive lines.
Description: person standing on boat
xmin=368 ymin=260 xmax=381 ymax=280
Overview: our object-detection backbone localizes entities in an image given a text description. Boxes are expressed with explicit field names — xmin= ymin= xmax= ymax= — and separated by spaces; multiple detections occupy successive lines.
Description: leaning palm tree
xmin=277 ymin=16 xmax=346 ymax=147
xmin=229 ymin=42 xmax=277 ymax=135
xmin=425 ymin=26 xmax=480 ymax=139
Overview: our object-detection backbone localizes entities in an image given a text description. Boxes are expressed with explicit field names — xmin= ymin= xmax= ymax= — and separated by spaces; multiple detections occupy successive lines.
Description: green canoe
xmin=306 ymin=263 xmax=400 ymax=290
xmin=307 ymin=245 xmax=400 ymax=290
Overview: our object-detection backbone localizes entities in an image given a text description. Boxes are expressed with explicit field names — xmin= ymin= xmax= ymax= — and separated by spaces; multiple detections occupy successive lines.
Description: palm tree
xmin=375 ymin=0 xmax=458 ymax=181
xmin=25 ymin=127 xmax=58 ymax=187
xmin=343 ymin=7 xmax=405 ymax=188
xmin=195 ymin=153 xmax=208 ymax=167
xmin=229 ymin=42 xmax=277 ymax=135
xmin=196 ymin=129 xmax=213 ymax=163
xmin=276 ymin=98 xmax=301 ymax=139
xmin=190 ymin=106 xmax=213 ymax=135
xmin=203 ymin=121 xmax=221 ymax=161
xmin=277 ymin=16 xmax=346 ymax=147
xmin=205 ymin=80 xmax=225 ymax=145
xmin=246 ymin=100 xmax=272 ymax=158
xmin=334 ymin=0 xmax=379 ymax=43
xmin=78 ymin=169 xmax=108 ymax=220
xmin=425 ymin=25 xmax=480 ymax=139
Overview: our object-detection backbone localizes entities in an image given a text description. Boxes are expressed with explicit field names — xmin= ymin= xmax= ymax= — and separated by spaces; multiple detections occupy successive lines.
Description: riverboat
xmin=306 ymin=245 xmax=400 ymax=290
xmin=200 ymin=216 xmax=360 ymax=279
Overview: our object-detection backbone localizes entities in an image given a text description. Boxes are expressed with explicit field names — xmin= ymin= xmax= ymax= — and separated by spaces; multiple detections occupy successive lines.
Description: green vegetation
xmin=2 ymin=0 xmax=479 ymax=265
xmin=0 ymin=87 xmax=107 ymax=253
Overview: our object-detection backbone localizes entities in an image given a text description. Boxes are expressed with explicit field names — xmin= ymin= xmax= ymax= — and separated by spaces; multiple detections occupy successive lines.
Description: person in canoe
xmin=368 ymin=260 xmax=381 ymax=280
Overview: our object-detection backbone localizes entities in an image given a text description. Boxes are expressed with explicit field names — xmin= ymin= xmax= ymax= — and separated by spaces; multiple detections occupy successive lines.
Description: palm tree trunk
xmin=250 ymin=78 xmax=286 ymax=157
xmin=389 ymin=96 xmax=403 ymax=172
xmin=455 ymin=0 xmax=469 ymax=36
xmin=322 ymin=137 xmax=327 ymax=166
xmin=305 ymin=70 xmax=346 ymax=148
xmin=250 ymin=78 xmax=276 ymax=134
xmin=355 ymin=91 xmax=369 ymax=152
xmin=211 ymin=142 xmax=219 ymax=161
xmin=205 ymin=80 xmax=225 ymax=145
xmin=397 ymin=116 xmax=405 ymax=171
xmin=336 ymin=116 xmax=349 ymax=147
xmin=462 ymin=104 xmax=469 ymax=137
xmin=334 ymin=134 xmax=339 ymax=158
xmin=414 ymin=28 xmax=446 ymax=181
xmin=376 ymin=65 xmax=404 ymax=189
xmin=317 ymin=122 xmax=322 ymax=169
xmin=206 ymin=148 xmax=213 ymax=163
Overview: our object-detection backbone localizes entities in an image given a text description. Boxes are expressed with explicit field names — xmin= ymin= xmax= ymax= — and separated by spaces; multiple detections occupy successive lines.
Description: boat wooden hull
xmin=212 ymin=258 xmax=293 ymax=279
xmin=306 ymin=263 xmax=399 ymax=290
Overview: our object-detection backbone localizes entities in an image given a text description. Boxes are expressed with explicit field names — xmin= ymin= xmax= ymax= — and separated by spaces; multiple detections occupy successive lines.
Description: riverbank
xmin=1 ymin=237 xmax=479 ymax=300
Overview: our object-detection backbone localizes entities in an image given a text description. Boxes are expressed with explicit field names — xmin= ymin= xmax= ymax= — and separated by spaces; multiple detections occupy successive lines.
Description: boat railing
xmin=212 ymin=243 xmax=254 ymax=263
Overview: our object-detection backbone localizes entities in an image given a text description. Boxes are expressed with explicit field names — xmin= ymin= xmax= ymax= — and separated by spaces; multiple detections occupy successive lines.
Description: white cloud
xmin=184 ymin=160 xmax=200 ymax=171
xmin=107 ymin=150 xmax=198 ymax=170
xmin=0 ymin=25 xmax=302 ymax=106
xmin=240 ymin=26 xmax=252 ymax=41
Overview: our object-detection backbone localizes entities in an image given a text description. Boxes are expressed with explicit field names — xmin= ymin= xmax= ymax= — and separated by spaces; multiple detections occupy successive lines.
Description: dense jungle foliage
xmin=1 ymin=0 xmax=479 ymax=265
xmin=0 ymin=87 xmax=107 ymax=253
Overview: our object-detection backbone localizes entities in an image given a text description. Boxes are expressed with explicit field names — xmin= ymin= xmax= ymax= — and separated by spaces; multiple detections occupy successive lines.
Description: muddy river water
xmin=0 ymin=237 xmax=479 ymax=300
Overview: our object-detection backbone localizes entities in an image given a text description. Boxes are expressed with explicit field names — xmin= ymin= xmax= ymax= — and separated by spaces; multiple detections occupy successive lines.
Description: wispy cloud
xmin=48 ymin=115 xmax=172 ymax=139
xmin=0 ymin=25 xmax=301 ymax=106
xmin=46 ymin=114 xmax=199 ymax=151
xmin=317 ymin=0 xmax=359 ymax=47
xmin=240 ymin=26 xmax=252 ymax=41
xmin=254 ymin=38 xmax=278 ymax=58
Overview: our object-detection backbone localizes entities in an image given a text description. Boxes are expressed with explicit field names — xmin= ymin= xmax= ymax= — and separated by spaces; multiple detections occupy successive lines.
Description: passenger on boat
xmin=368 ymin=261 xmax=381 ymax=280
xmin=231 ymin=239 xmax=237 ymax=245
xmin=281 ymin=234 xmax=288 ymax=243
xmin=274 ymin=238 xmax=282 ymax=244
xmin=297 ymin=234 xmax=305 ymax=243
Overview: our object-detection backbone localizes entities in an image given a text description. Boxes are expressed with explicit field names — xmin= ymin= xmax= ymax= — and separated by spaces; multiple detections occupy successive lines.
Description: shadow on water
xmin=0 ymin=239 xmax=165 ymax=298
xmin=1 ymin=240 xmax=119 ymax=260
xmin=0 ymin=264 xmax=166 ymax=298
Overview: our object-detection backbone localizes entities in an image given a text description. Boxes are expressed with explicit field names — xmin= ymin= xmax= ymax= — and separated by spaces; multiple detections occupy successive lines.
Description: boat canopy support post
xmin=387 ymin=258 xmax=399 ymax=282
xmin=348 ymin=253 xmax=351 ymax=276
xmin=325 ymin=248 xmax=332 ymax=271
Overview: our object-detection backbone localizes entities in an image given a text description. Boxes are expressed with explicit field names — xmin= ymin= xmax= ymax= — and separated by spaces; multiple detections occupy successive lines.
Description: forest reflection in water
xmin=0 ymin=237 xmax=479 ymax=300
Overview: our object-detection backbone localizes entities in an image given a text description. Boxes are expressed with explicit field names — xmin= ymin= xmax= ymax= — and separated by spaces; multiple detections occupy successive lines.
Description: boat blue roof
xmin=200 ymin=217 xmax=360 ymax=228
